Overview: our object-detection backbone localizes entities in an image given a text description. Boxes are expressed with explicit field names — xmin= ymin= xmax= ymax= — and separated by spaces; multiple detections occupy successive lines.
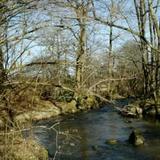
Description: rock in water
xmin=128 ymin=129 xmax=144 ymax=146
xmin=121 ymin=104 xmax=143 ymax=118
xmin=92 ymin=145 xmax=98 ymax=151
xmin=106 ymin=139 xmax=118 ymax=145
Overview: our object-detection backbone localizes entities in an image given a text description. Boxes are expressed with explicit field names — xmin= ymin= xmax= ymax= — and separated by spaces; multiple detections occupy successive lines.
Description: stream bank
xmin=0 ymin=93 xmax=100 ymax=128
xmin=0 ymin=93 xmax=101 ymax=160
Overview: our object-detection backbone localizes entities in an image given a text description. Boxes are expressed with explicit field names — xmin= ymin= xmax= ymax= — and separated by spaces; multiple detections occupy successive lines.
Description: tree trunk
xmin=0 ymin=47 xmax=6 ymax=92
xmin=107 ymin=23 xmax=113 ymax=95
xmin=75 ymin=5 xmax=87 ymax=90
xmin=134 ymin=0 xmax=149 ymax=96
xmin=148 ymin=0 xmax=154 ymax=96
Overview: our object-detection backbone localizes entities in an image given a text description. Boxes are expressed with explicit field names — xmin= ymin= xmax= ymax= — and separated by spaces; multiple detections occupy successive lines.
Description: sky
xmin=5 ymin=0 xmax=160 ymax=71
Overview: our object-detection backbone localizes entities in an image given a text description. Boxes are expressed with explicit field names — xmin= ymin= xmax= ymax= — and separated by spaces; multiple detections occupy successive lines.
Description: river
xmin=28 ymin=99 xmax=160 ymax=160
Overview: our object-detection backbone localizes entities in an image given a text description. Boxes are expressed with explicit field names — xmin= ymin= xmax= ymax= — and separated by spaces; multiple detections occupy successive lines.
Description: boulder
xmin=128 ymin=129 xmax=145 ymax=146
xmin=14 ymin=101 xmax=61 ymax=123
xmin=61 ymin=100 xmax=78 ymax=114
xmin=105 ymin=139 xmax=118 ymax=145
xmin=92 ymin=145 xmax=98 ymax=151
xmin=121 ymin=104 xmax=142 ymax=118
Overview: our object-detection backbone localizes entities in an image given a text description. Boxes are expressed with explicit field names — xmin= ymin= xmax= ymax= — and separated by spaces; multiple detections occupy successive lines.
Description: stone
xmin=61 ymin=100 xmax=78 ymax=113
xmin=92 ymin=145 xmax=98 ymax=151
xmin=121 ymin=104 xmax=142 ymax=118
xmin=128 ymin=129 xmax=145 ymax=146
xmin=106 ymin=139 xmax=118 ymax=145
xmin=70 ymin=143 xmax=75 ymax=146
xmin=124 ymin=119 xmax=132 ymax=123
xmin=14 ymin=101 xmax=61 ymax=124
xmin=136 ymin=107 xmax=143 ymax=115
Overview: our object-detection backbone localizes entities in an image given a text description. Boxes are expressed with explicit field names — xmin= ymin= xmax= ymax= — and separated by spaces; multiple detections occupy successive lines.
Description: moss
xmin=76 ymin=94 xmax=99 ymax=110
xmin=61 ymin=100 xmax=78 ymax=113
xmin=86 ymin=95 xmax=98 ymax=109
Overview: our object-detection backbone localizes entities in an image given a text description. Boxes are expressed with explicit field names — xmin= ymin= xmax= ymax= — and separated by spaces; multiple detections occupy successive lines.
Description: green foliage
xmin=57 ymin=90 xmax=75 ymax=102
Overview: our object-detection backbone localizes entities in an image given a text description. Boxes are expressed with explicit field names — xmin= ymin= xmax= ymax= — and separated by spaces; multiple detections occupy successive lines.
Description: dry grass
xmin=0 ymin=125 xmax=48 ymax=160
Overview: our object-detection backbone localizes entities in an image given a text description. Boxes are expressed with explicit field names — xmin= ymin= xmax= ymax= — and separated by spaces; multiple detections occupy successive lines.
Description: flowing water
xmin=29 ymin=99 xmax=160 ymax=160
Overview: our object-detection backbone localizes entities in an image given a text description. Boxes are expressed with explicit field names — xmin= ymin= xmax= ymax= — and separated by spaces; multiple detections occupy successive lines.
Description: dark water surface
xmin=31 ymin=99 xmax=160 ymax=160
